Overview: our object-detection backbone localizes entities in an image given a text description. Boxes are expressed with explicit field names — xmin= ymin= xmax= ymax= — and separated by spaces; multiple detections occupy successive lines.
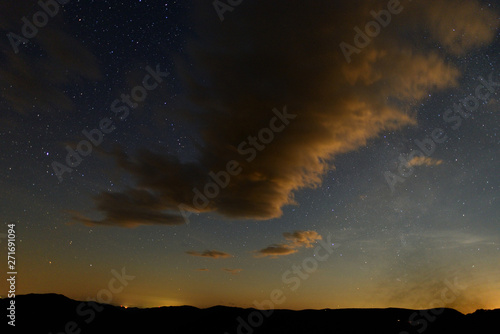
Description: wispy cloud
xmin=0 ymin=3 xmax=101 ymax=117
xmin=186 ymin=250 xmax=232 ymax=259
xmin=222 ymin=268 xmax=242 ymax=275
xmin=406 ymin=156 xmax=444 ymax=167
xmin=411 ymin=230 xmax=498 ymax=249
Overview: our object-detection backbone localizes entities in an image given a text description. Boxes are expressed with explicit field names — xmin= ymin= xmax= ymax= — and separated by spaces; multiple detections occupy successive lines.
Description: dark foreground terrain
xmin=1 ymin=294 xmax=498 ymax=333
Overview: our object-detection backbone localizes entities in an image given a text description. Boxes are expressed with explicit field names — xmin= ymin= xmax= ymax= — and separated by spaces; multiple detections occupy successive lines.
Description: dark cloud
xmin=69 ymin=188 xmax=185 ymax=228
xmin=0 ymin=2 xmax=101 ymax=117
xmin=186 ymin=250 xmax=232 ymax=259
xmin=256 ymin=230 xmax=322 ymax=258
xmin=75 ymin=0 xmax=498 ymax=227
xmin=256 ymin=245 xmax=298 ymax=258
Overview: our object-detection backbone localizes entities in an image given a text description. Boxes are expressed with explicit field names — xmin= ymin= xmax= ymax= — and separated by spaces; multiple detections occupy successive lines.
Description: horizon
xmin=1 ymin=0 xmax=499 ymax=324
xmin=6 ymin=293 xmax=500 ymax=315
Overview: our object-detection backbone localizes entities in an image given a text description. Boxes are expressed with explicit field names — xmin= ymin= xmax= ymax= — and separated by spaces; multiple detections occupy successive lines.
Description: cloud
xmin=74 ymin=0 xmax=498 ymax=227
xmin=283 ymin=230 xmax=323 ymax=248
xmin=0 ymin=3 xmax=101 ymax=117
xmin=186 ymin=250 xmax=232 ymax=259
xmin=406 ymin=156 xmax=444 ymax=168
xmin=222 ymin=268 xmax=242 ymax=275
xmin=68 ymin=189 xmax=186 ymax=228
xmin=256 ymin=245 xmax=298 ymax=258
xmin=416 ymin=0 xmax=498 ymax=55
xmin=256 ymin=230 xmax=322 ymax=258
xmin=196 ymin=268 xmax=209 ymax=272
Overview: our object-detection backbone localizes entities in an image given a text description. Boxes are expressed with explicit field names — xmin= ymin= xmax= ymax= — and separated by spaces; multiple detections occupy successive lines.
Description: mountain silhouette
xmin=1 ymin=294 xmax=498 ymax=333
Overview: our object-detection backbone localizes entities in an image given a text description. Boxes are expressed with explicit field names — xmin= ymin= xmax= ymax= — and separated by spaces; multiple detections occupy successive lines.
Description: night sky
xmin=1 ymin=0 xmax=499 ymax=314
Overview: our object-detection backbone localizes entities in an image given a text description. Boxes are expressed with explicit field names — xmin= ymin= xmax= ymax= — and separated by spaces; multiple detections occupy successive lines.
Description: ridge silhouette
xmin=2 ymin=294 xmax=498 ymax=334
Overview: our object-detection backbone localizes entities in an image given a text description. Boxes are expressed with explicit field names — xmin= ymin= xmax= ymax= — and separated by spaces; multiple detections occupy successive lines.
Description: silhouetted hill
xmin=1 ymin=294 xmax=498 ymax=333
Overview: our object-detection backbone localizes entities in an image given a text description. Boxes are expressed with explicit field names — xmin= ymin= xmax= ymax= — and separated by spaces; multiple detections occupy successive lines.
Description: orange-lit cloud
xmin=406 ymin=156 xmax=444 ymax=168
xmin=73 ymin=0 xmax=498 ymax=227
xmin=256 ymin=246 xmax=298 ymax=258
xmin=256 ymin=230 xmax=322 ymax=258
xmin=284 ymin=231 xmax=323 ymax=248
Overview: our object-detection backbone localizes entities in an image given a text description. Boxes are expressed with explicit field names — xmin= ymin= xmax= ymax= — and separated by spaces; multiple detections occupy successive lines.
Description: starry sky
xmin=1 ymin=0 xmax=499 ymax=314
